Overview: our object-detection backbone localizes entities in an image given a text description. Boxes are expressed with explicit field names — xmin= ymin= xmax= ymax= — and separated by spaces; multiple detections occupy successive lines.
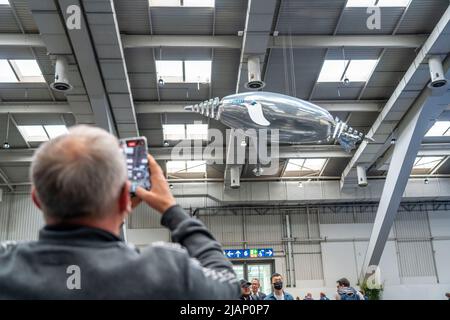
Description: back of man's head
xmin=31 ymin=125 xmax=127 ymax=220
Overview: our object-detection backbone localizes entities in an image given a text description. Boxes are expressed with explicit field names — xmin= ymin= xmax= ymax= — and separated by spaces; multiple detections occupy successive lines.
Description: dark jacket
xmin=252 ymin=292 xmax=267 ymax=300
xmin=0 ymin=205 xmax=240 ymax=299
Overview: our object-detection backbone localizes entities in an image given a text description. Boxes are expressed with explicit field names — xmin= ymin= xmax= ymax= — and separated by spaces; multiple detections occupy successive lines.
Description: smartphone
xmin=119 ymin=137 xmax=151 ymax=196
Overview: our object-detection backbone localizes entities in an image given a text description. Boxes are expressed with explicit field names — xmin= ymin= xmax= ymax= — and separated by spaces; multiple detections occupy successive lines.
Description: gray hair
xmin=30 ymin=125 xmax=127 ymax=220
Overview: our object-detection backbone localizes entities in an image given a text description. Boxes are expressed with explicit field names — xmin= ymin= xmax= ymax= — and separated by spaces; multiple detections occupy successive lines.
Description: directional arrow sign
xmin=266 ymin=249 xmax=273 ymax=257
xmin=235 ymin=250 xmax=242 ymax=257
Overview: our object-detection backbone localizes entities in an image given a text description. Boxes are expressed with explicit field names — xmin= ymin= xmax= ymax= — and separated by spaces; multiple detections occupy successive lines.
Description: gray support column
xmin=359 ymin=85 xmax=450 ymax=283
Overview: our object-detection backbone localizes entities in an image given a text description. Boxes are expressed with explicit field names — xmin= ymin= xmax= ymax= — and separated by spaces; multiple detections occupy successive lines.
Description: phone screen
xmin=120 ymin=137 xmax=151 ymax=195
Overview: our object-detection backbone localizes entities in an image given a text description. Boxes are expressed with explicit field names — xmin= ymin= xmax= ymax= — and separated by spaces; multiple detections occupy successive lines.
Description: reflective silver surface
xmin=186 ymin=91 xmax=369 ymax=151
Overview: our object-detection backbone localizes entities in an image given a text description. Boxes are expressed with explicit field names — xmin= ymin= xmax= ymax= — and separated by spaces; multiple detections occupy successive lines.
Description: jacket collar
xmin=39 ymin=224 xmax=122 ymax=244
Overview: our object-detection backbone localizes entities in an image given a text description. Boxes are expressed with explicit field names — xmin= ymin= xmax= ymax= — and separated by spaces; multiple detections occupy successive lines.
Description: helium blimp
xmin=185 ymin=91 xmax=373 ymax=152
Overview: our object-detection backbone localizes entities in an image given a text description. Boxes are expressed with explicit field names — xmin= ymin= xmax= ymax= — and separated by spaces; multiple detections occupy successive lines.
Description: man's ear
xmin=118 ymin=181 xmax=132 ymax=216
xmin=31 ymin=187 xmax=42 ymax=210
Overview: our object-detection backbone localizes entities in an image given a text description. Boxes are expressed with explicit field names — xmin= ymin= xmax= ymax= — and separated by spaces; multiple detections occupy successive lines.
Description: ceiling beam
xmin=3 ymin=143 xmax=450 ymax=164
xmin=0 ymin=34 xmax=427 ymax=49
xmin=0 ymin=100 xmax=385 ymax=114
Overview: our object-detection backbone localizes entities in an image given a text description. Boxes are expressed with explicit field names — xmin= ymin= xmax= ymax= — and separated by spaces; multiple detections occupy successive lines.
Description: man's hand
xmin=135 ymin=154 xmax=176 ymax=214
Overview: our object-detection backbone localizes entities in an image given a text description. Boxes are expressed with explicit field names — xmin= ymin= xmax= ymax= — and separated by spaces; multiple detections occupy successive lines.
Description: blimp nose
xmin=185 ymin=97 xmax=221 ymax=120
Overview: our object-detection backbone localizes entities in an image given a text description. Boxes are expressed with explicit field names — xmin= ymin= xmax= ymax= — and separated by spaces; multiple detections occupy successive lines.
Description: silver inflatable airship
xmin=185 ymin=91 xmax=372 ymax=152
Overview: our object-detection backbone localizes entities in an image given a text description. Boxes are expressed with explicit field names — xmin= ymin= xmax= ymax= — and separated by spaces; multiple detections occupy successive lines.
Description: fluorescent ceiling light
xmin=0 ymin=0 xmax=10 ymax=5
xmin=149 ymin=0 xmax=214 ymax=7
xmin=44 ymin=125 xmax=69 ymax=139
xmin=18 ymin=125 xmax=49 ymax=142
xmin=285 ymin=158 xmax=327 ymax=173
xmin=317 ymin=59 xmax=378 ymax=83
xmin=0 ymin=59 xmax=18 ymax=82
xmin=163 ymin=124 xmax=186 ymax=140
xmin=186 ymin=123 xmax=208 ymax=140
xmin=185 ymin=61 xmax=211 ymax=83
xmin=425 ymin=121 xmax=450 ymax=137
xmin=346 ymin=0 xmax=410 ymax=7
xmin=413 ymin=156 xmax=444 ymax=170
xmin=155 ymin=60 xmax=183 ymax=83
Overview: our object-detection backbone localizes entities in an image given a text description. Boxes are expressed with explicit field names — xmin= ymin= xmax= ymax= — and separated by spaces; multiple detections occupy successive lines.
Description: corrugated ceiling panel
xmin=396 ymin=0 xmax=449 ymax=34
xmin=337 ymin=7 xmax=404 ymax=35
xmin=264 ymin=48 xmax=326 ymax=100
xmin=276 ymin=0 xmax=345 ymax=35
xmin=313 ymin=83 xmax=363 ymax=100
xmin=151 ymin=7 xmax=213 ymax=35
xmin=326 ymin=48 xmax=382 ymax=60
xmin=9 ymin=0 xmax=38 ymax=32
xmin=0 ymin=6 xmax=20 ymax=32
xmin=114 ymin=0 xmax=150 ymax=34
xmin=214 ymin=0 xmax=247 ymax=35
xmin=212 ymin=49 xmax=240 ymax=97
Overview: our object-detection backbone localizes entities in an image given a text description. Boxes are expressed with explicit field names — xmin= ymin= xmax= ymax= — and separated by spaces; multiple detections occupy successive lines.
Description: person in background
xmin=250 ymin=278 xmax=266 ymax=300
xmin=446 ymin=292 xmax=450 ymax=300
xmin=319 ymin=292 xmax=330 ymax=300
xmin=359 ymin=290 xmax=369 ymax=300
xmin=295 ymin=296 xmax=301 ymax=300
xmin=334 ymin=278 xmax=364 ymax=300
xmin=240 ymin=279 xmax=255 ymax=300
xmin=304 ymin=292 xmax=314 ymax=300
xmin=264 ymin=273 xmax=294 ymax=300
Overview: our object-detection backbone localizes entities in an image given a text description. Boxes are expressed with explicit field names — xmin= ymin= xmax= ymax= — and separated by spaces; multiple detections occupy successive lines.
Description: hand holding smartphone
xmin=119 ymin=136 xmax=151 ymax=196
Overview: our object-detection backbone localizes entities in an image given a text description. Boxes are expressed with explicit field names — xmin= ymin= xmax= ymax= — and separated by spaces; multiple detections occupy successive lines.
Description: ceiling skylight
xmin=186 ymin=123 xmax=208 ymax=140
xmin=163 ymin=124 xmax=186 ymax=140
xmin=155 ymin=60 xmax=212 ymax=84
xmin=44 ymin=125 xmax=69 ymax=139
xmin=0 ymin=59 xmax=18 ymax=82
xmin=184 ymin=61 xmax=211 ymax=83
xmin=166 ymin=160 xmax=206 ymax=173
xmin=155 ymin=61 xmax=183 ymax=83
xmin=284 ymin=158 xmax=327 ymax=176
xmin=0 ymin=59 xmax=45 ymax=83
xmin=317 ymin=59 xmax=378 ymax=83
xmin=425 ymin=121 xmax=450 ymax=137
xmin=163 ymin=123 xmax=208 ymax=141
xmin=412 ymin=156 xmax=445 ymax=174
xmin=17 ymin=125 xmax=68 ymax=142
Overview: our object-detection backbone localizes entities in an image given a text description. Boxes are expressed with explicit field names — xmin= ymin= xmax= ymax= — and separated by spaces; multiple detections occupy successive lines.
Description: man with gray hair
xmin=0 ymin=125 xmax=240 ymax=299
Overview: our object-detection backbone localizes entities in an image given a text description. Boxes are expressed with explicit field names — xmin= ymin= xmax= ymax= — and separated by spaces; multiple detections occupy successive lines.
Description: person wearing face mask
xmin=264 ymin=273 xmax=294 ymax=300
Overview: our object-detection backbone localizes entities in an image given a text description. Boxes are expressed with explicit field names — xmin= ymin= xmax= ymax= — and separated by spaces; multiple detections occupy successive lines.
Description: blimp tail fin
xmin=333 ymin=118 xmax=374 ymax=152
xmin=185 ymin=97 xmax=222 ymax=120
